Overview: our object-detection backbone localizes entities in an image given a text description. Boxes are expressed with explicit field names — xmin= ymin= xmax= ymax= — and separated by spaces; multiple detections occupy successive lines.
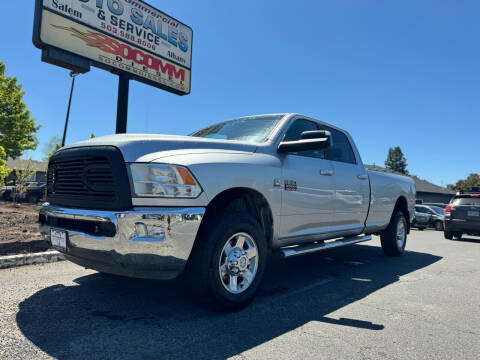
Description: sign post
xmin=33 ymin=0 xmax=193 ymax=136
xmin=116 ymin=73 xmax=130 ymax=134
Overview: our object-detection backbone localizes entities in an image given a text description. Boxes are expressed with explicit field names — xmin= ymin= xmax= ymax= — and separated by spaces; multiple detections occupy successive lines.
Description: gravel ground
xmin=0 ymin=201 xmax=50 ymax=256
xmin=0 ymin=230 xmax=479 ymax=359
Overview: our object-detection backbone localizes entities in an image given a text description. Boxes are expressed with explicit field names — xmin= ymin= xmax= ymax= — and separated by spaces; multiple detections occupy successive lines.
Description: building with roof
xmin=412 ymin=178 xmax=455 ymax=204
xmin=4 ymin=158 xmax=47 ymax=185
xmin=365 ymin=165 xmax=455 ymax=205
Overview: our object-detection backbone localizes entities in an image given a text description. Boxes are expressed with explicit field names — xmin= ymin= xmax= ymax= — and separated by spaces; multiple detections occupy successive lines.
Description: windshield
xmin=429 ymin=206 xmax=445 ymax=215
xmin=191 ymin=116 xmax=282 ymax=143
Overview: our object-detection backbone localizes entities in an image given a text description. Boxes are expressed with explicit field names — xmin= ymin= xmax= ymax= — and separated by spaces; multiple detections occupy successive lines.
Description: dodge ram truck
xmin=39 ymin=113 xmax=415 ymax=310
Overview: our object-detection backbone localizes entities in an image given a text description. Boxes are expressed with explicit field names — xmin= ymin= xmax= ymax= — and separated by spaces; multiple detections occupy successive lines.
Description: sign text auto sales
xmin=35 ymin=0 xmax=193 ymax=94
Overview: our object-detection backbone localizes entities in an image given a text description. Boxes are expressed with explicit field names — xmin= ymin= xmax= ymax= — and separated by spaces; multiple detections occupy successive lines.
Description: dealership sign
xmin=33 ymin=0 xmax=192 ymax=95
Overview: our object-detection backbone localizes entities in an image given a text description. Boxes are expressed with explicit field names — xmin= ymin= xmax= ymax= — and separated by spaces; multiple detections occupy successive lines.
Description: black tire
xmin=418 ymin=227 xmax=425 ymax=231
xmin=453 ymin=232 xmax=463 ymax=240
xmin=186 ymin=213 xmax=268 ymax=312
xmin=434 ymin=221 xmax=444 ymax=231
xmin=380 ymin=211 xmax=407 ymax=256
xmin=444 ymin=231 xmax=453 ymax=240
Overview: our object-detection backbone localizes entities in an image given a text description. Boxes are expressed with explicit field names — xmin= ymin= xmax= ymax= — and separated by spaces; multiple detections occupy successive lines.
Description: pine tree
xmin=385 ymin=146 xmax=408 ymax=175
xmin=0 ymin=62 xmax=40 ymax=159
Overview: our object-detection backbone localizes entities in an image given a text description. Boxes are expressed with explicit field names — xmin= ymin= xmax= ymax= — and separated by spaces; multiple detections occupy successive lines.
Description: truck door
xmin=321 ymin=125 xmax=369 ymax=236
xmin=279 ymin=119 xmax=336 ymax=244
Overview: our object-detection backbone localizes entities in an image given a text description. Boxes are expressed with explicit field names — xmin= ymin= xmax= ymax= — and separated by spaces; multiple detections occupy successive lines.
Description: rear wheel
xmin=453 ymin=232 xmax=463 ymax=240
xmin=186 ymin=213 xmax=267 ymax=311
xmin=444 ymin=231 xmax=453 ymax=240
xmin=380 ymin=211 xmax=407 ymax=256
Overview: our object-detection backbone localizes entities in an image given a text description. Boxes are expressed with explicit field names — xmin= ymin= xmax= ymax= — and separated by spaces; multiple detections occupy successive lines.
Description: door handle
xmin=320 ymin=169 xmax=334 ymax=176
xmin=357 ymin=174 xmax=368 ymax=180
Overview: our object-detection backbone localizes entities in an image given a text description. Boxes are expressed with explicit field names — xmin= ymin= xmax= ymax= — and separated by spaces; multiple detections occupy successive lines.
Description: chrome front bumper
xmin=39 ymin=204 xmax=205 ymax=280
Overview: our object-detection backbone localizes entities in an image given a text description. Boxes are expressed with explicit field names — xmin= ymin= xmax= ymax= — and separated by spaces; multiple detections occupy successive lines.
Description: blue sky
xmin=1 ymin=0 xmax=479 ymax=186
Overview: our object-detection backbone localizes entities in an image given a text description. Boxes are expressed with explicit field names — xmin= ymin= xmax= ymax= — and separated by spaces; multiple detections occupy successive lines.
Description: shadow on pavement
xmin=452 ymin=236 xmax=480 ymax=244
xmin=316 ymin=316 xmax=384 ymax=330
xmin=16 ymin=244 xmax=441 ymax=360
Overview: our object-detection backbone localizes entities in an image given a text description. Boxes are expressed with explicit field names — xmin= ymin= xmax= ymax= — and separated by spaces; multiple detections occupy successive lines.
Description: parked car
xmin=412 ymin=207 xmax=430 ymax=230
xmin=38 ymin=113 xmax=415 ymax=310
xmin=1 ymin=185 xmax=15 ymax=201
xmin=415 ymin=205 xmax=445 ymax=231
xmin=24 ymin=182 xmax=47 ymax=203
xmin=444 ymin=191 xmax=480 ymax=239
xmin=423 ymin=202 xmax=448 ymax=208
xmin=1 ymin=182 xmax=46 ymax=203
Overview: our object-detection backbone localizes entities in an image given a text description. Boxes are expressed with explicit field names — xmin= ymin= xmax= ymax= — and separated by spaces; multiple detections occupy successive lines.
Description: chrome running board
xmin=280 ymin=235 xmax=372 ymax=258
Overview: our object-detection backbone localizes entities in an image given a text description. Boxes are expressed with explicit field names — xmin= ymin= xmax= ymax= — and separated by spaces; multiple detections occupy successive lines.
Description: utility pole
xmin=62 ymin=71 xmax=79 ymax=147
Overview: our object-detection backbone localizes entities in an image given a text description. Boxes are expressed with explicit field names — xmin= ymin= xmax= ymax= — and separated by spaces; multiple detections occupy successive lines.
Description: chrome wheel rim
xmin=219 ymin=232 xmax=258 ymax=294
xmin=396 ymin=218 xmax=406 ymax=249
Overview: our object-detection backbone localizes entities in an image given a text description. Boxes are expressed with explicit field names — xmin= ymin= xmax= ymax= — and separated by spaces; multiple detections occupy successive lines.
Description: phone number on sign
xmin=100 ymin=23 xmax=157 ymax=51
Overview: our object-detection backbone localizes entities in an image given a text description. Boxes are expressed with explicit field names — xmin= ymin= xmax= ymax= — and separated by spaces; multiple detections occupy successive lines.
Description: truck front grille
xmin=47 ymin=156 xmax=115 ymax=198
xmin=46 ymin=146 xmax=132 ymax=210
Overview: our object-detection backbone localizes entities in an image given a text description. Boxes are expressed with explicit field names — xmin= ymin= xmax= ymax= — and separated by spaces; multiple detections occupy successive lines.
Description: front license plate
xmin=468 ymin=211 xmax=479 ymax=217
xmin=50 ymin=229 xmax=67 ymax=252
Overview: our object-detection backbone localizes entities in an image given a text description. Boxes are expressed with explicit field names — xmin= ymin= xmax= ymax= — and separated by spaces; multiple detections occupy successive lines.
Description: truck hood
xmin=62 ymin=134 xmax=258 ymax=162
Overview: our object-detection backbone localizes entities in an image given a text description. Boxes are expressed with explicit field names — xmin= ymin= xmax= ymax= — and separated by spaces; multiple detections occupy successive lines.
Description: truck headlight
xmin=128 ymin=163 xmax=202 ymax=198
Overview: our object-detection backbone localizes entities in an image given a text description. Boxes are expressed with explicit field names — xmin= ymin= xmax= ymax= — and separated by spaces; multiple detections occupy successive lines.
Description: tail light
xmin=445 ymin=205 xmax=455 ymax=213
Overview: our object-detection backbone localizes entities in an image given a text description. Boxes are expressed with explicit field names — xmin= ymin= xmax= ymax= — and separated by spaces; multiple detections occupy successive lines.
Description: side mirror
xmin=300 ymin=130 xmax=330 ymax=140
xmin=278 ymin=130 xmax=331 ymax=154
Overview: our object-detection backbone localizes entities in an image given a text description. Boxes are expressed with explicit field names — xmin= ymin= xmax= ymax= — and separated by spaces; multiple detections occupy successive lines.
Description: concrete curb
xmin=0 ymin=250 xmax=65 ymax=270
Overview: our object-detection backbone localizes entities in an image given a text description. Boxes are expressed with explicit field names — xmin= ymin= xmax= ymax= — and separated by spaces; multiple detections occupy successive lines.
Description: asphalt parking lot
xmin=0 ymin=230 xmax=479 ymax=360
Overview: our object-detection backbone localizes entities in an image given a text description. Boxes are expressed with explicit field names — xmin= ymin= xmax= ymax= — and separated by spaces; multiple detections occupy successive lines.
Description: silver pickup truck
xmin=39 ymin=113 xmax=415 ymax=310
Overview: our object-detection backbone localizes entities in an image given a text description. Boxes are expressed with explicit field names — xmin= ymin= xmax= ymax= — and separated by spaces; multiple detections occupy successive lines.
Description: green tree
xmin=385 ymin=146 xmax=408 ymax=175
xmin=46 ymin=143 xmax=61 ymax=165
xmin=0 ymin=62 xmax=40 ymax=159
xmin=447 ymin=173 xmax=480 ymax=192
xmin=42 ymin=135 xmax=62 ymax=161
xmin=0 ymin=145 xmax=11 ymax=186
xmin=90 ymin=132 xmax=95 ymax=138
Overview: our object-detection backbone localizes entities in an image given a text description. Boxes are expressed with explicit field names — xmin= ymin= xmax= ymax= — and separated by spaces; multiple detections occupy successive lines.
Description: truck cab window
xmin=283 ymin=119 xmax=325 ymax=159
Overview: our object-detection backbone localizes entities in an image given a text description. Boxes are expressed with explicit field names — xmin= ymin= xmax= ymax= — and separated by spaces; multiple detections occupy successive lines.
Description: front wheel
xmin=186 ymin=213 xmax=267 ymax=311
xmin=380 ymin=211 xmax=407 ymax=256
xmin=434 ymin=221 xmax=444 ymax=231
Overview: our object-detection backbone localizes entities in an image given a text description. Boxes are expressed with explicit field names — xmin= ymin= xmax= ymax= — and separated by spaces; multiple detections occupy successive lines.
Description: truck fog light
xmin=135 ymin=222 xmax=148 ymax=237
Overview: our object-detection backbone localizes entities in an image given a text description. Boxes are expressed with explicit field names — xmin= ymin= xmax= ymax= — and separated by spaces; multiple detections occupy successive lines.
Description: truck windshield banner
xmin=34 ymin=0 xmax=192 ymax=95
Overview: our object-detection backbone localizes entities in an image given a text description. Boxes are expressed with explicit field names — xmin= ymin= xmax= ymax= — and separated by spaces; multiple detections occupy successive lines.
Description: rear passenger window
xmin=321 ymin=127 xmax=356 ymax=164
xmin=453 ymin=197 xmax=480 ymax=206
